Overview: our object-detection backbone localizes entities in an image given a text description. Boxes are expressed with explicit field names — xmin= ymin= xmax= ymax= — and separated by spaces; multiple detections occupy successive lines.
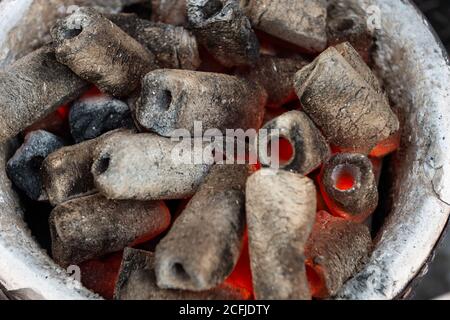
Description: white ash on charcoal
xmin=115 ymin=248 xmax=246 ymax=300
xmin=258 ymin=111 xmax=330 ymax=175
xmin=294 ymin=43 xmax=399 ymax=153
xmin=320 ymin=153 xmax=378 ymax=222
xmin=91 ymin=131 xmax=213 ymax=200
xmin=0 ymin=46 xmax=88 ymax=142
xmin=6 ymin=130 xmax=65 ymax=201
xmin=50 ymin=194 xmax=171 ymax=267
xmin=152 ymin=0 xmax=188 ymax=26
xmin=305 ymin=211 xmax=372 ymax=298
xmin=51 ymin=7 xmax=157 ymax=97
xmin=187 ymin=0 xmax=260 ymax=67
xmin=135 ymin=69 xmax=267 ymax=137
xmin=235 ymin=54 xmax=311 ymax=109
xmin=42 ymin=130 xmax=133 ymax=206
xmin=246 ymin=169 xmax=316 ymax=300
xmin=327 ymin=0 xmax=374 ymax=63
xmin=155 ymin=165 xmax=250 ymax=291
xmin=240 ymin=0 xmax=328 ymax=53
xmin=69 ymin=97 xmax=135 ymax=143
xmin=106 ymin=13 xmax=201 ymax=70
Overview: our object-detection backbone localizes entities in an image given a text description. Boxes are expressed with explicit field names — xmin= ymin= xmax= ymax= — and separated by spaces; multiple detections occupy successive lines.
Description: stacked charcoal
xmin=2 ymin=0 xmax=400 ymax=300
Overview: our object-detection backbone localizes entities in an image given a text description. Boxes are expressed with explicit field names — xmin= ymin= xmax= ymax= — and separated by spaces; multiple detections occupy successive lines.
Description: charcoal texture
xmin=259 ymin=111 xmax=330 ymax=175
xmin=136 ymin=69 xmax=267 ymax=137
xmin=294 ymin=43 xmax=399 ymax=152
xmin=236 ymin=55 xmax=311 ymax=108
xmin=51 ymin=7 xmax=156 ymax=97
xmin=188 ymin=0 xmax=260 ymax=67
xmin=7 ymin=130 xmax=65 ymax=201
xmin=115 ymin=248 xmax=246 ymax=300
xmin=321 ymin=153 xmax=378 ymax=222
xmin=50 ymin=194 xmax=170 ymax=267
xmin=155 ymin=165 xmax=249 ymax=291
xmin=69 ymin=97 xmax=135 ymax=143
xmin=246 ymin=169 xmax=316 ymax=300
xmin=305 ymin=211 xmax=372 ymax=298
xmin=107 ymin=13 xmax=201 ymax=70
xmin=241 ymin=0 xmax=328 ymax=52
xmin=92 ymin=131 xmax=212 ymax=200
xmin=152 ymin=0 xmax=188 ymax=25
xmin=0 ymin=46 xmax=88 ymax=142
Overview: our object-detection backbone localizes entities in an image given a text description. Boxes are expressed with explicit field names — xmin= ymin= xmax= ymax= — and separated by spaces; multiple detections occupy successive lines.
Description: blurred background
xmin=411 ymin=0 xmax=450 ymax=300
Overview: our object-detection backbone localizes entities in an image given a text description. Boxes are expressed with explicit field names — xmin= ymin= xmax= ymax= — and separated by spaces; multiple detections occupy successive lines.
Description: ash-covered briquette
xmin=320 ymin=153 xmax=378 ymax=222
xmin=0 ymin=46 xmax=88 ymax=142
xmin=115 ymin=248 xmax=246 ymax=300
xmin=49 ymin=194 xmax=171 ymax=267
xmin=294 ymin=43 xmax=399 ymax=153
xmin=258 ymin=111 xmax=330 ymax=175
xmin=152 ymin=0 xmax=188 ymax=25
xmin=305 ymin=211 xmax=372 ymax=298
xmin=51 ymin=7 xmax=156 ymax=98
xmin=69 ymin=97 xmax=135 ymax=143
xmin=106 ymin=13 xmax=201 ymax=70
xmin=327 ymin=0 xmax=374 ymax=63
xmin=240 ymin=0 xmax=328 ymax=52
xmin=42 ymin=130 xmax=132 ymax=206
xmin=135 ymin=69 xmax=267 ymax=137
xmin=155 ymin=165 xmax=249 ymax=291
xmin=6 ymin=131 xmax=65 ymax=201
xmin=187 ymin=0 xmax=260 ymax=67
xmin=236 ymin=55 xmax=311 ymax=109
xmin=91 ymin=131 xmax=213 ymax=200
xmin=246 ymin=169 xmax=316 ymax=300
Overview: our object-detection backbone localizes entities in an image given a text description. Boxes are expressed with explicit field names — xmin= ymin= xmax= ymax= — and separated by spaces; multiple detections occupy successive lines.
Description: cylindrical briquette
xmin=115 ymin=248 xmax=248 ymax=300
xmin=91 ymin=131 xmax=213 ymax=200
xmin=294 ymin=44 xmax=399 ymax=153
xmin=155 ymin=164 xmax=249 ymax=291
xmin=106 ymin=13 xmax=201 ymax=70
xmin=50 ymin=194 xmax=171 ymax=267
xmin=0 ymin=46 xmax=88 ymax=142
xmin=51 ymin=7 xmax=156 ymax=97
xmin=305 ymin=211 xmax=372 ymax=298
xmin=258 ymin=110 xmax=330 ymax=175
xmin=187 ymin=0 xmax=260 ymax=67
xmin=246 ymin=168 xmax=316 ymax=300
xmin=135 ymin=69 xmax=267 ymax=137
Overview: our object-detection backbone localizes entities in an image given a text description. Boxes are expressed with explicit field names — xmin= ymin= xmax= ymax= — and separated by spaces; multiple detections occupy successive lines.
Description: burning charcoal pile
xmin=2 ymin=0 xmax=400 ymax=300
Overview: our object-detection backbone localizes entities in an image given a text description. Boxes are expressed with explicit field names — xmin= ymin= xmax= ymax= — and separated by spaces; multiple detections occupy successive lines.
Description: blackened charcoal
xmin=7 ymin=130 xmax=65 ymax=200
xmin=69 ymin=97 xmax=135 ymax=143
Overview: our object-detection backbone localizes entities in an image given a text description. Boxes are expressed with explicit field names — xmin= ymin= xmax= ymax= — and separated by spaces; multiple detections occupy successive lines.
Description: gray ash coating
xmin=155 ymin=164 xmax=250 ymax=291
xmin=187 ymin=0 xmax=260 ymax=67
xmin=6 ymin=130 xmax=65 ymax=200
xmin=115 ymin=248 xmax=246 ymax=300
xmin=69 ymin=97 xmax=135 ymax=143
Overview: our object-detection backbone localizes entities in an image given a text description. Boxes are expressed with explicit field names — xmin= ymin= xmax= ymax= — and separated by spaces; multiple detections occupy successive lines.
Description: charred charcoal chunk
xmin=50 ymin=194 xmax=171 ymax=267
xmin=135 ymin=69 xmax=267 ymax=137
xmin=305 ymin=211 xmax=372 ymax=298
xmin=152 ymin=0 xmax=187 ymax=25
xmin=107 ymin=13 xmax=201 ymax=70
xmin=51 ymin=7 xmax=156 ymax=97
xmin=155 ymin=165 xmax=249 ymax=291
xmin=294 ymin=43 xmax=399 ymax=153
xmin=91 ymin=131 xmax=212 ymax=200
xmin=320 ymin=153 xmax=378 ymax=222
xmin=188 ymin=0 xmax=260 ymax=67
xmin=241 ymin=0 xmax=328 ymax=52
xmin=258 ymin=111 xmax=330 ymax=175
xmin=0 ymin=46 xmax=88 ymax=142
xmin=115 ymin=248 xmax=247 ymax=300
xmin=7 ymin=130 xmax=65 ymax=200
xmin=69 ymin=97 xmax=135 ymax=143
xmin=246 ymin=169 xmax=316 ymax=300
